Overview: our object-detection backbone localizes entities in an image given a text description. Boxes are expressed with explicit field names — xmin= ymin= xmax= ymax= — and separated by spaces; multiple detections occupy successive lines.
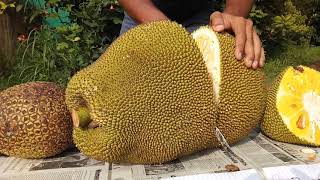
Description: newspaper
xmin=1 ymin=132 xmax=319 ymax=180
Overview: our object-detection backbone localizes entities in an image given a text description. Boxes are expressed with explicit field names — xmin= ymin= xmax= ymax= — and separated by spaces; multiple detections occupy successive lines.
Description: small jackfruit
xmin=0 ymin=82 xmax=73 ymax=158
xmin=261 ymin=66 xmax=320 ymax=146
xmin=66 ymin=21 xmax=266 ymax=164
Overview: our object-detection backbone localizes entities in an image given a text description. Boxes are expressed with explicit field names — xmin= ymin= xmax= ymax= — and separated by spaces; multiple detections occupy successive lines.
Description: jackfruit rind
xmin=192 ymin=26 xmax=266 ymax=144
xmin=66 ymin=21 xmax=218 ymax=164
xmin=261 ymin=66 xmax=320 ymax=146
xmin=0 ymin=82 xmax=73 ymax=158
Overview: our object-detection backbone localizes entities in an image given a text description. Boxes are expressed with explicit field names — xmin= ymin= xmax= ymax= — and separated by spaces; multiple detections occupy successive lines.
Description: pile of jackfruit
xmin=0 ymin=21 xmax=319 ymax=164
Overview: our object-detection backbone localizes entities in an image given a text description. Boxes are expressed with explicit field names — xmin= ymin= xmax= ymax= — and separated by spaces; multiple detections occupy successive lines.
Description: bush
xmin=293 ymin=0 xmax=320 ymax=46
xmin=0 ymin=0 xmax=123 ymax=89
xmin=250 ymin=0 xmax=318 ymax=56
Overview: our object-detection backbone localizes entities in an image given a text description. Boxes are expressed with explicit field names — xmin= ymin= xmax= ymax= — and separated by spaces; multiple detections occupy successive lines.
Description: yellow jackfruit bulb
xmin=261 ymin=66 xmax=320 ymax=146
xmin=66 ymin=21 xmax=218 ymax=164
xmin=191 ymin=26 xmax=266 ymax=144
xmin=0 ymin=82 xmax=73 ymax=158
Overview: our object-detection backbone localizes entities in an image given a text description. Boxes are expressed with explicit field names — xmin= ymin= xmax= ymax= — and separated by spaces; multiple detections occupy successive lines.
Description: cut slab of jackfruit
xmin=262 ymin=66 xmax=320 ymax=146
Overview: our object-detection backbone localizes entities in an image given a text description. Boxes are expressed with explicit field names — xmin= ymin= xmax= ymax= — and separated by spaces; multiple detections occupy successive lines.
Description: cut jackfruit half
xmin=192 ymin=26 xmax=266 ymax=145
xmin=262 ymin=66 xmax=320 ymax=146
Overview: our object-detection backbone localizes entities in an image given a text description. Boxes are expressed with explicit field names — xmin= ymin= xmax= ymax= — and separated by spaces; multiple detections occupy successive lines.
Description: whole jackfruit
xmin=66 ymin=21 xmax=218 ymax=164
xmin=0 ymin=82 xmax=73 ymax=158
xmin=261 ymin=66 xmax=320 ymax=146
xmin=65 ymin=21 xmax=266 ymax=164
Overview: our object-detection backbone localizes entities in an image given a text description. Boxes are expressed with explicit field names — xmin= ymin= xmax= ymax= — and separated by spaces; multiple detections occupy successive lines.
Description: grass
xmin=264 ymin=45 xmax=320 ymax=84
xmin=0 ymin=26 xmax=95 ymax=91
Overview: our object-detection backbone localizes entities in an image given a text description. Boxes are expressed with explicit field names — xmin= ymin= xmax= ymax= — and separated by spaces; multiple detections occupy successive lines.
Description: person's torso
xmin=152 ymin=0 xmax=213 ymax=23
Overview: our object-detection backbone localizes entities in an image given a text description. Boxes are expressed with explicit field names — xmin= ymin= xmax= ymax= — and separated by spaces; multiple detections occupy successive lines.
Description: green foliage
xmin=0 ymin=1 xmax=15 ymax=14
xmin=250 ymin=0 xmax=318 ymax=55
xmin=270 ymin=0 xmax=313 ymax=45
xmin=2 ymin=25 xmax=84 ymax=88
xmin=0 ymin=0 xmax=123 ymax=90
xmin=293 ymin=0 xmax=320 ymax=46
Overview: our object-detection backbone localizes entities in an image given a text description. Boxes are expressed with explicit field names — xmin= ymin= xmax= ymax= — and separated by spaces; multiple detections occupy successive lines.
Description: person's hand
xmin=210 ymin=11 xmax=265 ymax=69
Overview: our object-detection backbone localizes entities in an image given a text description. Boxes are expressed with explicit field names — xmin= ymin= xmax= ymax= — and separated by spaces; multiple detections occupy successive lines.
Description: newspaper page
xmin=0 ymin=132 xmax=319 ymax=180
xmin=0 ymin=148 xmax=109 ymax=180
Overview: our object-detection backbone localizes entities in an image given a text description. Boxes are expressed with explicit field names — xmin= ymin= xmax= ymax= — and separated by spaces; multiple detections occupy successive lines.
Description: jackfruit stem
xmin=72 ymin=107 xmax=92 ymax=128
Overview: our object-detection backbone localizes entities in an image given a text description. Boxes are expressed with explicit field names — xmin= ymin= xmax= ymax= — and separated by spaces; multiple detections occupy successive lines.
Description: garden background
xmin=0 ymin=0 xmax=319 ymax=90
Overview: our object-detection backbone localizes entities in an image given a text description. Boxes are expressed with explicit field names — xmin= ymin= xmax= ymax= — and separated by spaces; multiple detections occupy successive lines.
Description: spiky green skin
xmin=214 ymin=32 xmax=266 ymax=145
xmin=261 ymin=67 xmax=316 ymax=146
xmin=0 ymin=82 xmax=73 ymax=158
xmin=66 ymin=21 xmax=218 ymax=164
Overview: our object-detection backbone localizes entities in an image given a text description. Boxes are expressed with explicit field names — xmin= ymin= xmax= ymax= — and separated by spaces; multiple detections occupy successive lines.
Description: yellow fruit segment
xmin=277 ymin=66 xmax=320 ymax=145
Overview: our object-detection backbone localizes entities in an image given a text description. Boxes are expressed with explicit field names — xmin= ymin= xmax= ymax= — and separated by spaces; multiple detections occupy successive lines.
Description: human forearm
xmin=224 ymin=0 xmax=254 ymax=17
xmin=118 ymin=0 xmax=168 ymax=24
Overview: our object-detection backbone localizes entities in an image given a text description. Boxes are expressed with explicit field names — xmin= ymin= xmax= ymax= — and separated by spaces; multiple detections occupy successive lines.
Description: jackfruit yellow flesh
xmin=191 ymin=26 xmax=266 ymax=144
xmin=66 ymin=21 xmax=218 ymax=164
xmin=262 ymin=66 xmax=320 ymax=146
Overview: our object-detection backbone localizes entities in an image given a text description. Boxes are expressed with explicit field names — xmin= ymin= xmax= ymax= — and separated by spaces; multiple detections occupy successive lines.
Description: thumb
xmin=210 ymin=11 xmax=225 ymax=32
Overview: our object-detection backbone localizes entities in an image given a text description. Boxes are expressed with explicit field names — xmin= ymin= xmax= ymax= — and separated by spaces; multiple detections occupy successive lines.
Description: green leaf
xmin=72 ymin=37 xmax=81 ymax=42
xmin=56 ymin=42 xmax=69 ymax=50
xmin=29 ymin=10 xmax=43 ymax=23
xmin=16 ymin=4 xmax=23 ymax=12
xmin=83 ymin=20 xmax=99 ymax=27
xmin=47 ymin=0 xmax=61 ymax=6
xmin=8 ymin=3 xmax=15 ymax=8
xmin=110 ymin=16 xmax=122 ymax=24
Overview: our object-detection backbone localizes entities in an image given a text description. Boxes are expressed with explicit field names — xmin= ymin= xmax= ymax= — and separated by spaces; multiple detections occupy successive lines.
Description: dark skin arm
xmin=118 ymin=0 xmax=265 ymax=69
xmin=118 ymin=0 xmax=168 ymax=23
xmin=224 ymin=0 xmax=253 ymax=17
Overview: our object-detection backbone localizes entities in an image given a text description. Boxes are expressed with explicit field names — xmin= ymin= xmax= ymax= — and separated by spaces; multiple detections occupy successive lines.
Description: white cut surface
xmin=192 ymin=27 xmax=221 ymax=100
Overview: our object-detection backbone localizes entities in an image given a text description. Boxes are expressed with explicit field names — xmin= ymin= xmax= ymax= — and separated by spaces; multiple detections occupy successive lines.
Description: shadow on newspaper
xmin=29 ymin=148 xmax=105 ymax=171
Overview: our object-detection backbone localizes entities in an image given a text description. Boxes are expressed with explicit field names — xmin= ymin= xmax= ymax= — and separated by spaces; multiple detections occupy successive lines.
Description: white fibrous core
xmin=192 ymin=27 xmax=220 ymax=100
xmin=303 ymin=92 xmax=320 ymax=138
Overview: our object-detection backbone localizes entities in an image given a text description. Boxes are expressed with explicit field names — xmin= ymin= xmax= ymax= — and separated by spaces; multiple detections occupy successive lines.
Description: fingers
xmin=209 ymin=12 xmax=265 ymax=69
xmin=210 ymin=11 xmax=225 ymax=32
xmin=231 ymin=17 xmax=264 ymax=69
xmin=230 ymin=17 xmax=246 ymax=60
xmin=252 ymin=29 xmax=261 ymax=69
xmin=259 ymin=47 xmax=265 ymax=68
xmin=244 ymin=20 xmax=254 ymax=68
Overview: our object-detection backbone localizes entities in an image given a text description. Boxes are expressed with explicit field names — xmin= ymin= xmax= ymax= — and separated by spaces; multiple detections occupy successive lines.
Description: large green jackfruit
xmin=65 ymin=21 xmax=266 ymax=164
xmin=0 ymin=82 xmax=73 ymax=158
xmin=66 ymin=21 xmax=218 ymax=164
